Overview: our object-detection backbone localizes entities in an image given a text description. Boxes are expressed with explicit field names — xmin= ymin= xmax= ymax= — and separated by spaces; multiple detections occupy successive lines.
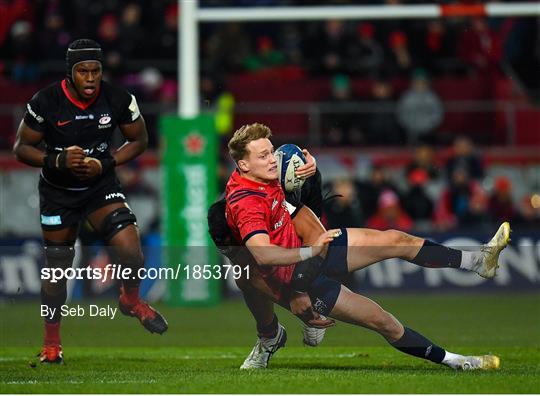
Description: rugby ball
xmin=274 ymin=144 xmax=306 ymax=192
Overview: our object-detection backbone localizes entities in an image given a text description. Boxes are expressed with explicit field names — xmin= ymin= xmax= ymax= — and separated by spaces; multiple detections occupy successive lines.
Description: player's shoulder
xmin=100 ymin=80 xmax=134 ymax=101
xmin=29 ymin=81 xmax=62 ymax=104
xmin=225 ymin=172 xmax=268 ymax=207
xmin=26 ymin=81 xmax=62 ymax=119
xmin=227 ymin=187 xmax=268 ymax=207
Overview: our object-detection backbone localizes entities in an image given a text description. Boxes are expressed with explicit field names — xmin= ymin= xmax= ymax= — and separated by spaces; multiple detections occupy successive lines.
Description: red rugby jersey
xmin=225 ymin=170 xmax=301 ymax=296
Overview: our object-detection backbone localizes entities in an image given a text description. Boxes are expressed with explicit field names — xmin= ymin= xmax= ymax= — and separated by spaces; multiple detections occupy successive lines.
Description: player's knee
xmin=367 ymin=310 xmax=402 ymax=340
xmin=383 ymin=230 xmax=413 ymax=247
xmin=100 ymin=206 xmax=137 ymax=243
xmin=44 ymin=240 xmax=75 ymax=269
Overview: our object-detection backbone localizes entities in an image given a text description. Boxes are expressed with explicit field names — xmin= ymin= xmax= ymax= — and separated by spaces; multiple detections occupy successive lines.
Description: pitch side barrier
xmin=1 ymin=230 xmax=539 ymax=298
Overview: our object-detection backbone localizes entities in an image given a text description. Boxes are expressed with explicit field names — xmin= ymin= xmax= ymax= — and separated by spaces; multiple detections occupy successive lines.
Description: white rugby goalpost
xmin=178 ymin=0 xmax=540 ymax=117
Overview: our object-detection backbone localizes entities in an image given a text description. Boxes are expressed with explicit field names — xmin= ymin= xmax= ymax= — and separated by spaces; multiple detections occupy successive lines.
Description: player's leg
xmin=235 ymin=271 xmax=287 ymax=369
xmin=40 ymin=224 xmax=78 ymax=364
xmin=329 ymin=285 xmax=500 ymax=370
xmin=86 ymin=202 xmax=168 ymax=334
xmin=343 ymin=223 xmax=510 ymax=278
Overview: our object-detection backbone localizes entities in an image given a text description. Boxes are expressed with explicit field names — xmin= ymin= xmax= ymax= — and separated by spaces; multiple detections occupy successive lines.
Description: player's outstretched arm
xmin=114 ymin=116 xmax=148 ymax=166
xmin=245 ymin=230 xmax=338 ymax=266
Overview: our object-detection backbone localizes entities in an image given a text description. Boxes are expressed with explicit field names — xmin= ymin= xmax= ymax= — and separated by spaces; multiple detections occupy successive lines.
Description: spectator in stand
xmin=39 ymin=9 xmax=72 ymax=60
xmin=154 ymin=3 xmax=178 ymax=59
xmin=8 ymin=21 xmax=40 ymax=84
xmin=205 ymin=23 xmax=250 ymax=74
xmin=96 ymin=14 xmax=123 ymax=80
xmin=420 ymin=20 xmax=459 ymax=76
xmin=323 ymin=178 xmax=364 ymax=228
xmin=403 ymin=169 xmax=434 ymax=229
xmin=350 ymin=23 xmax=384 ymax=76
xmin=118 ymin=3 xmax=145 ymax=59
xmin=322 ymin=74 xmax=363 ymax=146
xmin=434 ymin=166 xmax=482 ymax=230
xmin=514 ymin=194 xmax=540 ymax=230
xmin=406 ymin=143 xmax=440 ymax=180
xmin=356 ymin=165 xmax=401 ymax=219
xmin=460 ymin=188 xmax=493 ymax=231
xmin=445 ymin=135 xmax=485 ymax=181
xmin=308 ymin=19 xmax=354 ymax=75
xmin=278 ymin=23 xmax=304 ymax=66
xmin=367 ymin=189 xmax=413 ymax=232
xmin=387 ymin=30 xmax=415 ymax=78
xmin=489 ymin=176 xmax=517 ymax=223
xmin=363 ymin=75 xmax=404 ymax=145
xmin=244 ymin=36 xmax=286 ymax=72
xmin=458 ymin=17 xmax=503 ymax=78
xmin=397 ymin=69 xmax=444 ymax=144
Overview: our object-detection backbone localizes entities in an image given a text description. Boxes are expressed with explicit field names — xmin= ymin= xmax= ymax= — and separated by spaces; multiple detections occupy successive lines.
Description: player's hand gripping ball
xmin=274 ymin=144 xmax=307 ymax=192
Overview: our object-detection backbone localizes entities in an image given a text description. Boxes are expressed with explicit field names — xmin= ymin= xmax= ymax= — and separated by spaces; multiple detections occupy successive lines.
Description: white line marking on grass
xmin=5 ymin=379 xmax=157 ymax=385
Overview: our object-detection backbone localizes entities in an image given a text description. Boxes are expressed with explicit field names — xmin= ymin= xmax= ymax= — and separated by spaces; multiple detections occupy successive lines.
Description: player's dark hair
xmin=228 ymin=123 xmax=273 ymax=162
xmin=66 ymin=39 xmax=103 ymax=81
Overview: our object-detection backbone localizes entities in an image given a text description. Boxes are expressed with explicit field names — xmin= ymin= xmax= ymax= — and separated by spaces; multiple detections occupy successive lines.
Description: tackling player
xmin=216 ymin=123 xmax=509 ymax=370
xmin=13 ymin=39 xmax=168 ymax=364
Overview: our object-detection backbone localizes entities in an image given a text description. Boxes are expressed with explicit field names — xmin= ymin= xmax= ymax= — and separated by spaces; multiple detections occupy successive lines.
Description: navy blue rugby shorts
xmin=307 ymin=228 xmax=348 ymax=316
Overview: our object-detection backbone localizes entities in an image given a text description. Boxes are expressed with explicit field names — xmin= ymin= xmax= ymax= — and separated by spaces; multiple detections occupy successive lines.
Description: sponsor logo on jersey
xmin=273 ymin=213 xmax=285 ymax=230
xmin=98 ymin=114 xmax=112 ymax=129
xmin=57 ymin=120 xmax=71 ymax=126
xmin=105 ymin=192 xmax=125 ymax=201
xmin=96 ymin=142 xmax=108 ymax=152
xmin=313 ymin=298 xmax=327 ymax=314
xmin=99 ymin=116 xmax=111 ymax=125
xmin=26 ymin=104 xmax=44 ymax=123
xmin=41 ymin=215 xmax=61 ymax=226
xmin=75 ymin=115 xmax=94 ymax=120
xmin=271 ymin=198 xmax=279 ymax=210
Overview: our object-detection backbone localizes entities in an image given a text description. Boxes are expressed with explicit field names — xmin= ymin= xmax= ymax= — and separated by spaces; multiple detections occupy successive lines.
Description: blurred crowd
xmin=1 ymin=0 xmax=538 ymax=233
xmin=0 ymin=0 xmax=533 ymax=84
xmin=321 ymin=136 xmax=540 ymax=232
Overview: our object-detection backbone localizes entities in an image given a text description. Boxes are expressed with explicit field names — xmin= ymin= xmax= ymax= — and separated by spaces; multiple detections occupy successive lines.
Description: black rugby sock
xmin=257 ymin=314 xmax=278 ymax=339
xmin=410 ymin=240 xmax=462 ymax=269
xmin=390 ymin=327 xmax=446 ymax=363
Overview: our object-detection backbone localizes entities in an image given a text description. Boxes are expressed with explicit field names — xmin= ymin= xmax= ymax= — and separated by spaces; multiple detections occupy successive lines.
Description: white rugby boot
xmin=302 ymin=316 xmax=327 ymax=347
xmin=240 ymin=324 xmax=287 ymax=369
xmin=453 ymin=355 xmax=501 ymax=370
xmin=472 ymin=222 xmax=511 ymax=279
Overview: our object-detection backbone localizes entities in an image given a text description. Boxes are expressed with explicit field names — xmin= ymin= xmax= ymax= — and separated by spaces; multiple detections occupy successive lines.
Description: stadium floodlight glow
xmin=178 ymin=0 xmax=540 ymax=117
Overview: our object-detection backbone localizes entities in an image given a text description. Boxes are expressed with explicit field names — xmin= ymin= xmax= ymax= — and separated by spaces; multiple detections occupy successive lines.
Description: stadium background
xmin=0 ymin=0 xmax=539 ymax=393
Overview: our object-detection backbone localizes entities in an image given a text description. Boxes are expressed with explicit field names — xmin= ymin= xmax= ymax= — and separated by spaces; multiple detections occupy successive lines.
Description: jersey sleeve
xmin=230 ymin=195 xmax=269 ymax=243
xmin=23 ymin=92 xmax=47 ymax=133
xmin=115 ymin=88 xmax=141 ymax=124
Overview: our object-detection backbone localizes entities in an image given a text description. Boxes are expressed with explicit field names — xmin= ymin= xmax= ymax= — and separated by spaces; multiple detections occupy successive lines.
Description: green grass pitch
xmin=1 ymin=293 xmax=539 ymax=393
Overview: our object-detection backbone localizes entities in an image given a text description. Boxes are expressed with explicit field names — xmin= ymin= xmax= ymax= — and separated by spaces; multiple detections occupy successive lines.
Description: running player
xmin=13 ymin=39 xmax=168 ymax=364
xmin=220 ymin=123 xmax=509 ymax=370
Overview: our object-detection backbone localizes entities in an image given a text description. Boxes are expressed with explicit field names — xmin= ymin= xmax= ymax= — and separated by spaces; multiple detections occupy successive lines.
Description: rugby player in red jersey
xmin=220 ymin=123 xmax=509 ymax=370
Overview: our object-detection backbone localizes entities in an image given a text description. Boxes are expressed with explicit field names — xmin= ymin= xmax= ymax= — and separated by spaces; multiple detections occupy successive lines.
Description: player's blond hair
xmin=228 ymin=123 xmax=273 ymax=162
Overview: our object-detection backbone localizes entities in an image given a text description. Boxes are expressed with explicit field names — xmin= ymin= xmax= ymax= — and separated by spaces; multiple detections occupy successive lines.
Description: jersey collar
xmin=61 ymin=79 xmax=100 ymax=110
xmin=231 ymin=169 xmax=279 ymax=191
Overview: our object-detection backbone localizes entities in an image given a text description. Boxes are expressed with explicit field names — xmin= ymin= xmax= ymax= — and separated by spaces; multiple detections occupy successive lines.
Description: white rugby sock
xmin=460 ymin=250 xmax=479 ymax=271
xmin=442 ymin=350 xmax=465 ymax=369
